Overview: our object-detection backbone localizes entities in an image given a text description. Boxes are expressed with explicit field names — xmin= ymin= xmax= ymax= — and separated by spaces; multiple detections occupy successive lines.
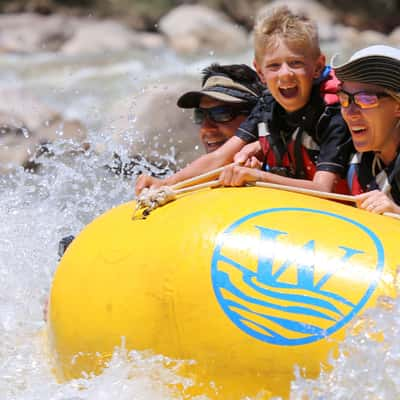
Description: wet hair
xmin=201 ymin=63 xmax=265 ymax=97
xmin=253 ymin=6 xmax=321 ymax=64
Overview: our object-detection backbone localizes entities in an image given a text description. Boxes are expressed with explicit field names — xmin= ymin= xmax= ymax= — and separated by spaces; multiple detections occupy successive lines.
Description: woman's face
xmin=340 ymin=81 xmax=400 ymax=163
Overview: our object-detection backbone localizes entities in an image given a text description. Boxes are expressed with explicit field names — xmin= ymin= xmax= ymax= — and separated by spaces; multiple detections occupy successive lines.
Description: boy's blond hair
xmin=254 ymin=6 xmax=321 ymax=64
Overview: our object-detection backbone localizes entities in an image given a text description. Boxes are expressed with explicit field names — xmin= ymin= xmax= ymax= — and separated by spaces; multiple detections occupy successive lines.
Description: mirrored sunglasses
xmin=338 ymin=90 xmax=390 ymax=110
xmin=193 ymin=105 xmax=251 ymax=124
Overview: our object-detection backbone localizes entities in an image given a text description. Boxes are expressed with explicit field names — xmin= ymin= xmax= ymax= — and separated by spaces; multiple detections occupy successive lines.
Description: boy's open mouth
xmin=279 ymin=86 xmax=299 ymax=98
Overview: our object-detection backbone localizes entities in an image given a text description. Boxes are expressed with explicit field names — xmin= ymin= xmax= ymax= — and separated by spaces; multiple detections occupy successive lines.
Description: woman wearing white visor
xmin=333 ymin=45 xmax=400 ymax=215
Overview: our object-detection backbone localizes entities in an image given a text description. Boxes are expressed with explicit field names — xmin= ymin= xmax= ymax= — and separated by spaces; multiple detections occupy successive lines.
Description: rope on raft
xmin=132 ymin=164 xmax=235 ymax=219
xmin=132 ymin=165 xmax=400 ymax=220
xmin=133 ymin=186 xmax=176 ymax=218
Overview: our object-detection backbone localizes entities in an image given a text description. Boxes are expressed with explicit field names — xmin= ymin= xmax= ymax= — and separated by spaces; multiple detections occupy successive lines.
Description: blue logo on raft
xmin=211 ymin=207 xmax=384 ymax=345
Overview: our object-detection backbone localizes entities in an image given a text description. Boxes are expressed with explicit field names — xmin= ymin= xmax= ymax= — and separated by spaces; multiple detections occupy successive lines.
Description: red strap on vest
xmin=259 ymin=135 xmax=316 ymax=180
xmin=349 ymin=172 xmax=365 ymax=195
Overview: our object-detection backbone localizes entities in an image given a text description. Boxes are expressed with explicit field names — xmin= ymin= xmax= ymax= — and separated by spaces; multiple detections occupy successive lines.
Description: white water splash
xmin=0 ymin=137 xmax=210 ymax=400
xmin=291 ymin=296 xmax=400 ymax=399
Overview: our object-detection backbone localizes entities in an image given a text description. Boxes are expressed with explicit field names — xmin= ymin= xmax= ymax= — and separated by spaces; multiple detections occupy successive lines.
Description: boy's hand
xmin=234 ymin=141 xmax=263 ymax=165
xmin=355 ymin=190 xmax=400 ymax=215
xmin=219 ymin=165 xmax=263 ymax=187
xmin=245 ymin=156 xmax=263 ymax=169
xmin=135 ymin=175 xmax=164 ymax=196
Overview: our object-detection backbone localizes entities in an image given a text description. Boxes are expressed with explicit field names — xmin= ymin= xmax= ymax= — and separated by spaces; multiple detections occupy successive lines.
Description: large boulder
xmin=334 ymin=26 xmax=392 ymax=59
xmin=105 ymin=77 xmax=203 ymax=170
xmin=159 ymin=5 xmax=249 ymax=55
xmin=0 ymin=13 xmax=165 ymax=55
xmin=0 ymin=112 xmax=37 ymax=172
xmin=60 ymin=20 xmax=165 ymax=55
xmin=389 ymin=26 xmax=400 ymax=44
xmin=0 ymin=13 xmax=76 ymax=53
xmin=0 ymin=89 xmax=87 ymax=172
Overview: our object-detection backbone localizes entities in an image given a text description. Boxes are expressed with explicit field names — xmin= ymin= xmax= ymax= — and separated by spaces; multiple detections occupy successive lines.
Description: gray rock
xmin=0 ymin=90 xmax=87 ymax=172
xmin=0 ymin=13 xmax=77 ymax=53
xmin=335 ymin=26 xmax=391 ymax=57
xmin=388 ymin=26 xmax=400 ymax=44
xmin=159 ymin=5 xmax=249 ymax=55
xmin=60 ymin=20 xmax=165 ymax=55
xmin=106 ymin=78 xmax=203 ymax=169
xmin=0 ymin=13 xmax=165 ymax=55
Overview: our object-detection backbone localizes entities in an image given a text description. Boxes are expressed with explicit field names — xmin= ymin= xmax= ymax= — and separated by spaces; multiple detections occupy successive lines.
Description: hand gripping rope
xmin=132 ymin=164 xmax=231 ymax=219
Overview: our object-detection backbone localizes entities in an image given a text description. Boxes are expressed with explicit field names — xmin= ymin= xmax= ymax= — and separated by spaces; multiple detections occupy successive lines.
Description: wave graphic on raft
xmin=213 ymin=253 xmax=356 ymax=345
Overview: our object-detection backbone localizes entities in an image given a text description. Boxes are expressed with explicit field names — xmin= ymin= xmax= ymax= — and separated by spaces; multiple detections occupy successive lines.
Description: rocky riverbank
xmin=1 ymin=0 xmax=399 ymax=33
xmin=0 ymin=0 xmax=399 ymax=56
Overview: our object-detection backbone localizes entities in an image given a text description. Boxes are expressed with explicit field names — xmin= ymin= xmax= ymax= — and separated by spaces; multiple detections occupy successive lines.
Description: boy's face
xmin=254 ymin=39 xmax=325 ymax=112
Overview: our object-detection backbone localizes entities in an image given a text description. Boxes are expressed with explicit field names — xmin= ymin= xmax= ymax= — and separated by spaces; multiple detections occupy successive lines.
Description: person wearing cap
xmin=178 ymin=63 xmax=264 ymax=154
xmin=135 ymin=64 xmax=264 ymax=194
xmin=334 ymin=45 xmax=400 ymax=215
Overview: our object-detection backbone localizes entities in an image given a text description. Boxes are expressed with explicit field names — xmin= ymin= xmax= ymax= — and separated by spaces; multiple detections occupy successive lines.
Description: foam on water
xmin=0 ymin=137 xmax=212 ymax=400
xmin=291 ymin=296 xmax=400 ymax=399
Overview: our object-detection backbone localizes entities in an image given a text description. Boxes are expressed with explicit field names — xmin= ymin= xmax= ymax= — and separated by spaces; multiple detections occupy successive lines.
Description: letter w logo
xmin=255 ymin=226 xmax=364 ymax=290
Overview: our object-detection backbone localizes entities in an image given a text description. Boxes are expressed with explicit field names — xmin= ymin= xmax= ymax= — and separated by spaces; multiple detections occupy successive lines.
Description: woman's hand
xmin=355 ymin=190 xmax=400 ymax=215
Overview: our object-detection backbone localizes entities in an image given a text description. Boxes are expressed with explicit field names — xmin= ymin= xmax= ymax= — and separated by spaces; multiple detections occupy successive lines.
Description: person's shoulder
xmin=246 ymin=90 xmax=275 ymax=121
xmin=260 ymin=89 xmax=274 ymax=104
xmin=316 ymin=102 xmax=350 ymax=142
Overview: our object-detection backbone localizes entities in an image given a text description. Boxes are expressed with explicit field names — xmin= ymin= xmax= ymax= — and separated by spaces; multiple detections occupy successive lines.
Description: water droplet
xmin=21 ymin=128 xmax=30 ymax=138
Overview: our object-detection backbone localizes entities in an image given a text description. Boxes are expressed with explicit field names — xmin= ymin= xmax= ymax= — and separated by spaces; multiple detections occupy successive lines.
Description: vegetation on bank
xmin=0 ymin=0 xmax=398 ymax=33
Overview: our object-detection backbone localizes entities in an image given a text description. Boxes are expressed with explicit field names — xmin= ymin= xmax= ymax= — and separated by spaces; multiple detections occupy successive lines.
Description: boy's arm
xmin=219 ymin=166 xmax=340 ymax=192
xmin=234 ymin=141 xmax=263 ymax=164
xmin=135 ymin=136 xmax=247 ymax=195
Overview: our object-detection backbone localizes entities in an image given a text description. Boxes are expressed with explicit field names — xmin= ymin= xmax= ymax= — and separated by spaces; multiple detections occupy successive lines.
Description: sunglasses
xmin=193 ymin=105 xmax=251 ymax=124
xmin=338 ymin=89 xmax=390 ymax=109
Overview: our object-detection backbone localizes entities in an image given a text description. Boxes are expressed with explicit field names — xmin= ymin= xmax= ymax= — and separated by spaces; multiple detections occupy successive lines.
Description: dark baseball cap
xmin=177 ymin=69 xmax=261 ymax=108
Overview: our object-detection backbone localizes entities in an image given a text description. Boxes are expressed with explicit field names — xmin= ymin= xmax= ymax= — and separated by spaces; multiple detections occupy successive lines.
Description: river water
xmin=1 ymin=44 xmax=400 ymax=400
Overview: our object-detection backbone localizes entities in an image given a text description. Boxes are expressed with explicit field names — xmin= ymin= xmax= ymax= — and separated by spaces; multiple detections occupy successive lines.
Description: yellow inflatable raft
xmin=48 ymin=187 xmax=400 ymax=399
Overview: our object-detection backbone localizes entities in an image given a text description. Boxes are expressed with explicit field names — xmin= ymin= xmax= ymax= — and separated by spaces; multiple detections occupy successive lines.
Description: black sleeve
xmin=315 ymin=106 xmax=355 ymax=177
xmin=235 ymin=91 xmax=274 ymax=143
xmin=235 ymin=100 xmax=263 ymax=143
